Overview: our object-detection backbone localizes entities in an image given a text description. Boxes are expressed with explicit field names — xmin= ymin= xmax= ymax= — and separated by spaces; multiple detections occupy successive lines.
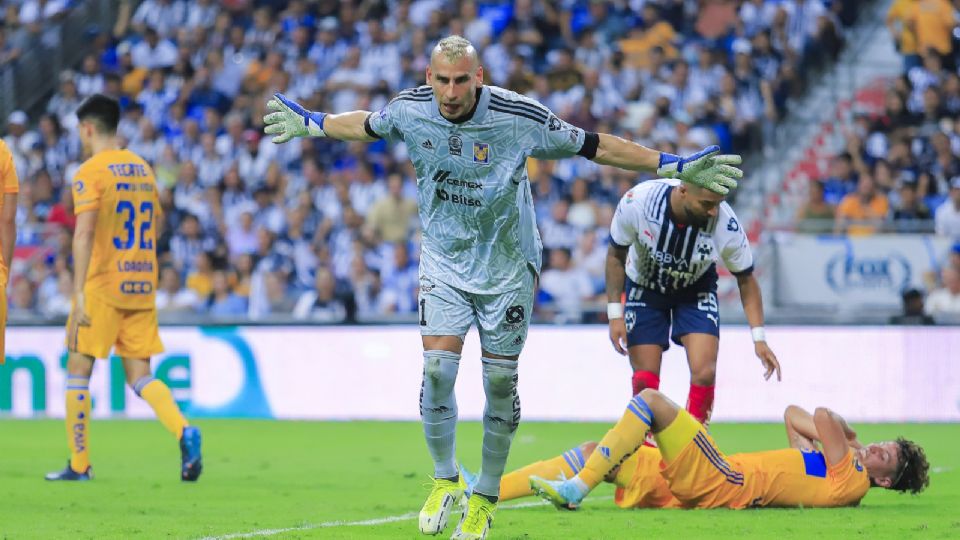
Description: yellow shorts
xmin=657 ymin=410 xmax=746 ymax=508
xmin=66 ymin=295 xmax=163 ymax=359
xmin=0 ymin=264 xmax=7 ymax=364
xmin=614 ymin=446 xmax=683 ymax=509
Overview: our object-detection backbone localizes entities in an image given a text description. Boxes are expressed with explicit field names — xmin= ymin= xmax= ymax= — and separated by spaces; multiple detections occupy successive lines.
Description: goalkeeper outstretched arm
xmin=263 ymin=94 xmax=377 ymax=143
xmin=264 ymin=92 xmax=744 ymax=195
xmin=592 ymin=134 xmax=743 ymax=195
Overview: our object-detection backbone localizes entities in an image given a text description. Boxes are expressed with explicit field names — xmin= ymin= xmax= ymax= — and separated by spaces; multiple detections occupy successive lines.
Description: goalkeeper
xmin=264 ymin=35 xmax=742 ymax=540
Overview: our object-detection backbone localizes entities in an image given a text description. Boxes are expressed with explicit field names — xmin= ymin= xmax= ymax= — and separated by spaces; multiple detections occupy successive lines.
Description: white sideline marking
xmin=202 ymin=496 xmax=613 ymax=539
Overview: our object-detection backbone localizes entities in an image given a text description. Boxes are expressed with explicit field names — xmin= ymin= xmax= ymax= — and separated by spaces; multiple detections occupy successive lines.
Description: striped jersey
xmin=364 ymin=85 xmax=589 ymax=294
xmin=609 ymin=179 xmax=753 ymax=295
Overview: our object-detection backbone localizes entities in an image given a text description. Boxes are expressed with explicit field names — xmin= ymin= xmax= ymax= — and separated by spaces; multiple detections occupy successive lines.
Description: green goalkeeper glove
xmin=263 ymin=93 xmax=327 ymax=144
xmin=657 ymin=145 xmax=743 ymax=195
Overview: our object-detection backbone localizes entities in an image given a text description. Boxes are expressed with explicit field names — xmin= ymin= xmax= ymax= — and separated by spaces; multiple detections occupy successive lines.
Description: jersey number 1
xmin=113 ymin=200 xmax=154 ymax=250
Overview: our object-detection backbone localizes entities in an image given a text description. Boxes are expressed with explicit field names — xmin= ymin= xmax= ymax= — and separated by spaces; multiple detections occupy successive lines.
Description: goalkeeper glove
xmin=263 ymin=93 xmax=327 ymax=143
xmin=656 ymin=145 xmax=743 ymax=195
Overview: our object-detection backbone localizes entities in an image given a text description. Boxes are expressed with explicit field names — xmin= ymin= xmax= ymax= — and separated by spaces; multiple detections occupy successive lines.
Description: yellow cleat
xmin=419 ymin=475 xmax=467 ymax=535
xmin=451 ymin=494 xmax=496 ymax=539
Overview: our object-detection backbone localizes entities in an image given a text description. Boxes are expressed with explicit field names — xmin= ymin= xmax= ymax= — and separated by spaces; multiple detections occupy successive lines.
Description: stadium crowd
xmin=788 ymin=0 xmax=960 ymax=317
xmin=2 ymin=0 xmax=866 ymax=323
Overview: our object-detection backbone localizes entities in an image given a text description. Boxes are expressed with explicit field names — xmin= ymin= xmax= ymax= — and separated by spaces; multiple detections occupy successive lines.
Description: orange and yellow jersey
xmin=0 ymin=139 xmax=20 ymax=268
xmin=614 ymin=446 xmax=684 ymax=509
xmin=726 ymin=448 xmax=870 ymax=508
xmin=72 ymin=149 xmax=160 ymax=310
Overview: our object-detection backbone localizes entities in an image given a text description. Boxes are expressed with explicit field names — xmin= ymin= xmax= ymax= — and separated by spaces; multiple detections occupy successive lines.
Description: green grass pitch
xmin=0 ymin=420 xmax=957 ymax=539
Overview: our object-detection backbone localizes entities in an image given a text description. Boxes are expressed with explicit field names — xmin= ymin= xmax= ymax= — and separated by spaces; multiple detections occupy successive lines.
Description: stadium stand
xmin=2 ymin=0 xmax=880 ymax=323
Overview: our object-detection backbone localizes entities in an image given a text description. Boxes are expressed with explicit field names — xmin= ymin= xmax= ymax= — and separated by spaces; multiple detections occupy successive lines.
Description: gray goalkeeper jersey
xmin=365 ymin=85 xmax=589 ymax=294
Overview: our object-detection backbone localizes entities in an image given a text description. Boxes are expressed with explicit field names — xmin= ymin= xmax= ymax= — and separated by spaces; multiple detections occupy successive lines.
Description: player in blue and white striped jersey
xmin=263 ymin=35 xmax=743 ymax=540
xmin=606 ymin=178 xmax=782 ymax=431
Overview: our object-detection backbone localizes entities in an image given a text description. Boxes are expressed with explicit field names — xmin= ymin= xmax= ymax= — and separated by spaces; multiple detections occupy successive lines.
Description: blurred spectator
xmin=205 ymin=269 xmax=247 ymax=316
xmin=249 ymin=270 xmax=296 ymax=319
xmin=293 ymin=267 xmax=347 ymax=321
xmin=889 ymin=287 xmax=936 ymax=325
xmin=156 ymin=265 xmax=201 ymax=313
xmin=131 ymin=27 xmax=178 ymax=69
xmin=8 ymin=277 xmax=36 ymax=318
xmin=934 ymin=177 xmax=960 ymax=239
xmin=796 ymin=180 xmax=835 ymax=233
xmin=381 ymin=242 xmax=418 ymax=314
xmin=41 ymin=269 xmax=72 ymax=318
xmin=925 ymin=266 xmax=960 ymax=316
xmin=539 ymin=248 xmax=594 ymax=324
xmin=820 ymin=152 xmax=860 ymax=205
xmin=835 ymin=174 xmax=889 ymax=235
xmin=186 ymin=251 xmax=215 ymax=299
xmin=892 ymin=182 xmax=932 ymax=231
xmin=365 ymin=173 xmax=417 ymax=243
xmin=541 ymin=198 xmax=578 ymax=251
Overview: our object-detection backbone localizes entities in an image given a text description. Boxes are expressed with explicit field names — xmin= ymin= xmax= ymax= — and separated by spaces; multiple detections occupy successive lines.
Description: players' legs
xmin=494 ymin=442 xmax=597 ymax=501
xmin=419 ymin=275 xmax=473 ymax=481
xmin=48 ymin=298 xmax=118 ymax=480
xmin=122 ymin=357 xmax=189 ymax=439
xmin=118 ymin=309 xmax=200 ymax=481
xmin=418 ymin=277 xmax=473 ymax=535
xmin=679 ymin=333 xmax=719 ymax=425
xmin=530 ymin=390 xmax=680 ymax=509
xmin=472 ymin=271 xmax=532 ymax=502
xmin=64 ymin=352 xmax=95 ymax=474
xmin=624 ymin=281 xmax=671 ymax=396
xmin=628 ymin=345 xmax=663 ymax=396
xmin=673 ymin=291 xmax=720 ymax=425
xmin=419 ymin=337 xmax=463 ymax=481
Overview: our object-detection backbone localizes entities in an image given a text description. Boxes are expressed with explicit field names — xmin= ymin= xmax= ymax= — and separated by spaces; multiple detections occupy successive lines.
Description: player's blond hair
xmin=432 ymin=35 xmax=478 ymax=66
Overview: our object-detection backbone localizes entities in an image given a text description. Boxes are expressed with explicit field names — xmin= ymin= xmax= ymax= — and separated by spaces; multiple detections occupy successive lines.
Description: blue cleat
xmin=529 ymin=475 xmax=585 ymax=511
xmin=180 ymin=426 xmax=202 ymax=482
xmin=45 ymin=461 xmax=93 ymax=481
xmin=459 ymin=463 xmax=478 ymax=499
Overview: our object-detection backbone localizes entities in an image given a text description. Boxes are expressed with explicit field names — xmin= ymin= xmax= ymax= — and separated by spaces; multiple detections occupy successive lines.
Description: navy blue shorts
xmin=624 ymin=277 xmax=720 ymax=351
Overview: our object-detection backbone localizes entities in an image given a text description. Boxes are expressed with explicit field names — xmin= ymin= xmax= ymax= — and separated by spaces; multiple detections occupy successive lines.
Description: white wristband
xmin=751 ymin=327 xmax=766 ymax=343
xmin=607 ymin=302 xmax=624 ymax=319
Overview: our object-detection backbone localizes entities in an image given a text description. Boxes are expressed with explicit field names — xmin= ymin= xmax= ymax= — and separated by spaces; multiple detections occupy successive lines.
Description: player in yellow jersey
xmin=517 ymin=389 xmax=928 ymax=509
xmin=45 ymin=94 xmax=202 ymax=482
xmin=0 ymin=138 xmax=20 ymax=364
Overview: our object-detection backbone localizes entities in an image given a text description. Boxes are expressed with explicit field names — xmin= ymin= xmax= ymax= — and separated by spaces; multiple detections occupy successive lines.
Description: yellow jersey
xmin=0 ymin=139 xmax=20 ymax=268
xmin=726 ymin=448 xmax=870 ymax=508
xmin=72 ymin=149 xmax=160 ymax=310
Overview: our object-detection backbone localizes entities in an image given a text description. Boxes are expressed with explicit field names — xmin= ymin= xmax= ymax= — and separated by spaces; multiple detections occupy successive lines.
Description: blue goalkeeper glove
xmin=656 ymin=145 xmax=743 ymax=195
xmin=263 ymin=93 xmax=327 ymax=143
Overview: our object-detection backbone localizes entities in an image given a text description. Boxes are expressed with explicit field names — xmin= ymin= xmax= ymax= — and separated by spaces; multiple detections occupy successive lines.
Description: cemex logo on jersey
xmin=548 ymin=115 xmax=563 ymax=131
xmin=433 ymin=169 xmax=483 ymax=207
xmin=727 ymin=218 xmax=740 ymax=232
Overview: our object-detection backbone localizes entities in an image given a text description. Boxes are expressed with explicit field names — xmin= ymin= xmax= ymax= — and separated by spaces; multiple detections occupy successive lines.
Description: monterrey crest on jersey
xmin=610 ymin=179 xmax=754 ymax=295
xmin=364 ymin=84 xmax=587 ymax=294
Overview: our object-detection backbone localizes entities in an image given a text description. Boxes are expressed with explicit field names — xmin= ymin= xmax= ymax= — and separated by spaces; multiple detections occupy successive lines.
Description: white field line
xmin=201 ymin=496 xmax=614 ymax=540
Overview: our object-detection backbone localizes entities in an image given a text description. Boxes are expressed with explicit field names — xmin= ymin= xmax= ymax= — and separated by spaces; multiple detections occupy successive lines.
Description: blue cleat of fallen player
xmin=180 ymin=426 xmax=203 ymax=481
